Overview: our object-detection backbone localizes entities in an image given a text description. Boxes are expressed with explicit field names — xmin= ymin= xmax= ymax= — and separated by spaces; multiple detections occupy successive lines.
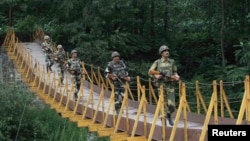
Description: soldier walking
xmin=148 ymin=45 xmax=180 ymax=126
xmin=66 ymin=50 xmax=84 ymax=100
xmin=104 ymin=51 xmax=131 ymax=114
xmin=41 ymin=35 xmax=52 ymax=53
xmin=53 ymin=44 xmax=66 ymax=84
xmin=44 ymin=43 xmax=54 ymax=73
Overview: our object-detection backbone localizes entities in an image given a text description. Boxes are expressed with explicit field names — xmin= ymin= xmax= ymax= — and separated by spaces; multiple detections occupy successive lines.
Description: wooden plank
xmin=61 ymin=111 xmax=75 ymax=118
xmin=97 ymin=128 xmax=115 ymax=137
xmin=88 ymin=123 xmax=103 ymax=132
xmin=126 ymin=136 xmax=147 ymax=141
xmin=77 ymin=119 xmax=93 ymax=127
xmin=69 ymin=115 xmax=83 ymax=122
xmin=110 ymin=132 xmax=129 ymax=141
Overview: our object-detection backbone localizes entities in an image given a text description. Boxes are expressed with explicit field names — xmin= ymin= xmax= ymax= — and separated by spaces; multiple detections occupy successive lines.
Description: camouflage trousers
xmin=157 ymin=83 xmax=176 ymax=117
xmin=113 ymin=81 xmax=125 ymax=113
xmin=45 ymin=56 xmax=54 ymax=72
xmin=71 ymin=74 xmax=82 ymax=98
xmin=57 ymin=63 xmax=65 ymax=83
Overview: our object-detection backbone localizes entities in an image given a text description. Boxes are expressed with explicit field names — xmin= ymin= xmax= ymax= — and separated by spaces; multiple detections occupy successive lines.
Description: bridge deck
xmin=17 ymin=41 xmax=214 ymax=141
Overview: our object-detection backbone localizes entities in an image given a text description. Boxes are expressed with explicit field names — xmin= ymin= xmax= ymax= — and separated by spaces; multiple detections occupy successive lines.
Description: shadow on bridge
xmin=2 ymin=28 xmax=250 ymax=141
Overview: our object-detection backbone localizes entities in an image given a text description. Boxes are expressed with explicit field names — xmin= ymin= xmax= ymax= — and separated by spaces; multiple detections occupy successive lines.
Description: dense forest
xmin=1 ymin=0 xmax=250 ymax=140
xmin=1 ymin=0 xmax=250 ymax=82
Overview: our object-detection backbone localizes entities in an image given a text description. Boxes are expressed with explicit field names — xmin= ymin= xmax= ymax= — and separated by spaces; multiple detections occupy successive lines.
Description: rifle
xmin=161 ymin=72 xmax=180 ymax=81
xmin=110 ymin=74 xmax=131 ymax=87
xmin=52 ymin=53 xmax=66 ymax=64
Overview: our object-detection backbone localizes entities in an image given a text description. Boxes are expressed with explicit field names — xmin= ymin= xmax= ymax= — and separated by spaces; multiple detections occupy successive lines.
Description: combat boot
xmin=49 ymin=67 xmax=53 ymax=72
xmin=46 ymin=66 xmax=50 ymax=73
xmin=167 ymin=113 xmax=174 ymax=126
xmin=60 ymin=78 xmax=64 ymax=85
xmin=115 ymin=104 xmax=121 ymax=115
xmin=74 ymin=93 xmax=78 ymax=101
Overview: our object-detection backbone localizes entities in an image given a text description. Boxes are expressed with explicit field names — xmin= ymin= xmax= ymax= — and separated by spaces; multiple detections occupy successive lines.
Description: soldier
xmin=44 ymin=43 xmax=54 ymax=73
xmin=53 ymin=44 xmax=66 ymax=84
xmin=66 ymin=50 xmax=84 ymax=100
xmin=148 ymin=45 xmax=180 ymax=126
xmin=104 ymin=51 xmax=131 ymax=114
xmin=41 ymin=35 xmax=52 ymax=53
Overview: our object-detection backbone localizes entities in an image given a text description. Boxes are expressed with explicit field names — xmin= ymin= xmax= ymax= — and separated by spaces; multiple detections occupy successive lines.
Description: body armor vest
xmin=108 ymin=60 xmax=127 ymax=78
xmin=156 ymin=58 xmax=176 ymax=82
xmin=55 ymin=50 xmax=66 ymax=63
xmin=67 ymin=58 xmax=82 ymax=72
xmin=157 ymin=60 xmax=174 ymax=77
xmin=42 ymin=41 xmax=52 ymax=50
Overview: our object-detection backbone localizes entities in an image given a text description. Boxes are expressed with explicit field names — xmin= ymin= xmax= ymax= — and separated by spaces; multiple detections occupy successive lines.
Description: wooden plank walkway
xmin=8 ymin=38 xmax=244 ymax=141
xmin=20 ymin=41 xmax=208 ymax=140
xmin=2 ymin=29 xmax=249 ymax=141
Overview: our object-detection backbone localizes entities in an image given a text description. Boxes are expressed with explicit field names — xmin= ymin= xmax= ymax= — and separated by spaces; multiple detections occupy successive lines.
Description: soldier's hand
xmin=108 ymin=73 xmax=117 ymax=80
xmin=170 ymin=74 xmax=180 ymax=81
xmin=71 ymin=70 xmax=75 ymax=74
xmin=81 ymin=71 xmax=87 ymax=75
xmin=123 ymin=77 xmax=131 ymax=81
xmin=111 ymin=76 xmax=116 ymax=80
xmin=154 ymin=74 xmax=163 ymax=79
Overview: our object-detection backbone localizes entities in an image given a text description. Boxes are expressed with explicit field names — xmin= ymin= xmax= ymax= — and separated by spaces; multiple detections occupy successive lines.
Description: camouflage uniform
xmin=66 ymin=57 xmax=83 ymax=99
xmin=41 ymin=35 xmax=52 ymax=53
xmin=149 ymin=58 xmax=177 ymax=116
xmin=148 ymin=45 xmax=179 ymax=126
xmin=104 ymin=59 xmax=129 ymax=114
xmin=54 ymin=47 xmax=66 ymax=84
xmin=44 ymin=47 xmax=54 ymax=73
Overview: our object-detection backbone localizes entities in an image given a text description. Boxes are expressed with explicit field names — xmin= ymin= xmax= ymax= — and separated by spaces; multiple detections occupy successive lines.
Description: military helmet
xmin=44 ymin=35 xmax=50 ymax=40
xmin=159 ymin=45 xmax=169 ymax=55
xmin=71 ymin=49 xmax=78 ymax=54
xmin=111 ymin=51 xmax=120 ymax=58
xmin=57 ymin=44 xmax=63 ymax=49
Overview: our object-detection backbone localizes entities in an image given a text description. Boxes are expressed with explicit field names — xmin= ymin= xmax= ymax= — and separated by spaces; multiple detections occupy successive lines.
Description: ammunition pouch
xmin=152 ymin=78 xmax=159 ymax=87
xmin=151 ymin=76 xmax=175 ymax=88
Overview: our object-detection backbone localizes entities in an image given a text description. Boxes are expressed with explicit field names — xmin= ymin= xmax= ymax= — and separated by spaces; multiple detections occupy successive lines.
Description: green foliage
xmin=210 ymin=65 xmax=246 ymax=82
xmin=14 ymin=15 xmax=39 ymax=33
xmin=1 ymin=0 xmax=250 ymax=117
xmin=234 ymin=41 xmax=250 ymax=68
xmin=0 ymin=82 xmax=109 ymax=141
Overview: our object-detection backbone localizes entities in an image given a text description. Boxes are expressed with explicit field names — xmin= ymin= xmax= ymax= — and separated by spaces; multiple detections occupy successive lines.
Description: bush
xmin=0 ymin=82 xmax=109 ymax=141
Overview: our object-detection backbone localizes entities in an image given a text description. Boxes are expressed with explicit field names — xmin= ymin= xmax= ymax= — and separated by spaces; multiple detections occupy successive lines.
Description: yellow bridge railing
xmin=2 ymin=28 xmax=250 ymax=141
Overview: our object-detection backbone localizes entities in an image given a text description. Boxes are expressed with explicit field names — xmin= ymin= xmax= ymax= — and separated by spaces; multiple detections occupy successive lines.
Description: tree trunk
xmin=8 ymin=0 xmax=13 ymax=27
xmin=150 ymin=0 xmax=155 ymax=46
xmin=220 ymin=0 xmax=225 ymax=67
xmin=164 ymin=0 xmax=169 ymax=40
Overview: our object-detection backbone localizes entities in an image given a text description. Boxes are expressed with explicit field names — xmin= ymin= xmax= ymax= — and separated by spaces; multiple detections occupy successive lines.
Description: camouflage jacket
xmin=54 ymin=50 xmax=66 ymax=63
xmin=66 ymin=58 xmax=83 ymax=74
xmin=42 ymin=41 xmax=53 ymax=51
xmin=104 ymin=60 xmax=129 ymax=79
xmin=149 ymin=57 xmax=177 ymax=83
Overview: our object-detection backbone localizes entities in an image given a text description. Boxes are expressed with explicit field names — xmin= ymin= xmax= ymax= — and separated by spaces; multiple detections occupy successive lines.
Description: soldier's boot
xmin=60 ymin=78 xmax=64 ymax=85
xmin=49 ymin=66 xmax=53 ymax=72
xmin=74 ymin=92 xmax=78 ymax=101
xmin=46 ymin=66 xmax=50 ymax=73
xmin=167 ymin=113 xmax=174 ymax=126
xmin=115 ymin=104 xmax=121 ymax=115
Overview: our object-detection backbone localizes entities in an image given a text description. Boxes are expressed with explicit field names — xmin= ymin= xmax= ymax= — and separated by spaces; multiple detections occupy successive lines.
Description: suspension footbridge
xmin=1 ymin=28 xmax=250 ymax=141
